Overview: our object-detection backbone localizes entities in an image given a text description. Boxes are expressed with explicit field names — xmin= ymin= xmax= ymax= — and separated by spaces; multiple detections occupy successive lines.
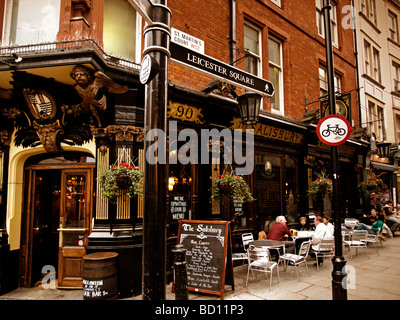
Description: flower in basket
xmin=307 ymin=171 xmax=333 ymax=200
xmin=99 ymin=162 xmax=143 ymax=204
xmin=356 ymin=179 xmax=378 ymax=194
xmin=210 ymin=171 xmax=255 ymax=203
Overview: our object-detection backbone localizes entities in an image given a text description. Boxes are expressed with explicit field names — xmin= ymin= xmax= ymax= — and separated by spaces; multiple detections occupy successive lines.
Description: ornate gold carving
xmin=103 ymin=125 xmax=144 ymax=142
xmin=33 ymin=120 xmax=64 ymax=153
xmin=0 ymin=130 xmax=12 ymax=147
xmin=70 ymin=65 xmax=128 ymax=127
xmin=167 ymin=101 xmax=205 ymax=124
xmin=23 ymin=89 xmax=57 ymax=120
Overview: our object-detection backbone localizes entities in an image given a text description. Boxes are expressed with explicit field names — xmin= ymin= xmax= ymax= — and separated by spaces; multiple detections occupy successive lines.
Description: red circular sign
xmin=317 ymin=115 xmax=351 ymax=146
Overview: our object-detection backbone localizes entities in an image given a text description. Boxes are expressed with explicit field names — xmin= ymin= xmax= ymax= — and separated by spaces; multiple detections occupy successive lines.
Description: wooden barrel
xmin=83 ymin=252 xmax=118 ymax=300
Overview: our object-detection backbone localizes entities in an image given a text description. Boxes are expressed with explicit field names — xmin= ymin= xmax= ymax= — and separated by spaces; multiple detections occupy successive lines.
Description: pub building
xmin=0 ymin=66 xmax=375 ymax=297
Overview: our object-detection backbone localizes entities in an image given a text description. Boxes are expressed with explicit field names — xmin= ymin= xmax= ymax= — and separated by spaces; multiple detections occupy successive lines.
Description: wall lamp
xmin=237 ymin=92 xmax=262 ymax=125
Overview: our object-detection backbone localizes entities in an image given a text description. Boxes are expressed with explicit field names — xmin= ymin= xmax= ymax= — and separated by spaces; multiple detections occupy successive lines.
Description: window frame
xmin=243 ymin=22 xmax=262 ymax=77
xmin=388 ymin=10 xmax=398 ymax=43
xmin=363 ymin=39 xmax=381 ymax=83
xmin=269 ymin=35 xmax=284 ymax=115
xmin=316 ymin=0 xmax=339 ymax=48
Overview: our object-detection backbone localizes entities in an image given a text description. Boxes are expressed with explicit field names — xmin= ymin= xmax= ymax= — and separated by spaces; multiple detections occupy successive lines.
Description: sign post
xmin=322 ymin=0 xmax=348 ymax=301
xmin=129 ymin=0 xmax=171 ymax=300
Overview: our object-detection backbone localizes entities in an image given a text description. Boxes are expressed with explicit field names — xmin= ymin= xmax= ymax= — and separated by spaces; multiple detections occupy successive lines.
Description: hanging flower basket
xmin=99 ymin=162 xmax=143 ymax=204
xmin=356 ymin=179 xmax=378 ymax=194
xmin=307 ymin=170 xmax=333 ymax=201
xmin=210 ymin=168 xmax=255 ymax=203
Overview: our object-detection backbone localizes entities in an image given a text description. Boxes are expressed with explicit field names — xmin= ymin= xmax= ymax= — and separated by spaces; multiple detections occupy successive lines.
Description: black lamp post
xmin=237 ymin=92 xmax=262 ymax=125
xmin=322 ymin=0 xmax=347 ymax=300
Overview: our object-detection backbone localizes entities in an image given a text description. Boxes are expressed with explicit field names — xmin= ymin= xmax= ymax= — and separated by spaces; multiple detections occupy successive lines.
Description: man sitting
xmin=267 ymin=216 xmax=295 ymax=254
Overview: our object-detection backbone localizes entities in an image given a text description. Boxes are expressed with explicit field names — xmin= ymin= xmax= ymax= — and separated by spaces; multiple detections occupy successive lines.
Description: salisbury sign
xmin=170 ymin=42 xmax=274 ymax=96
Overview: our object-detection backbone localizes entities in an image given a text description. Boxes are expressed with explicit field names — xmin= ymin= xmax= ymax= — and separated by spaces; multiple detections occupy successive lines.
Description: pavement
xmin=1 ymin=232 xmax=400 ymax=301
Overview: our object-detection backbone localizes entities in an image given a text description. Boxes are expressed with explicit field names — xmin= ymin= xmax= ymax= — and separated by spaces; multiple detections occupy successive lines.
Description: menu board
xmin=177 ymin=220 xmax=234 ymax=299
xmin=170 ymin=195 xmax=188 ymax=220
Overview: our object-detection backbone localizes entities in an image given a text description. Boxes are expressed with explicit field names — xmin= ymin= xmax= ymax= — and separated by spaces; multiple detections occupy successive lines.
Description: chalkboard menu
xmin=232 ymin=197 xmax=243 ymax=215
xmin=177 ymin=220 xmax=234 ymax=299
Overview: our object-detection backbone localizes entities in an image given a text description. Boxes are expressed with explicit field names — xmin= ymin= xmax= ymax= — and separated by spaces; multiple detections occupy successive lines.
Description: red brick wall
xmin=168 ymin=0 xmax=358 ymax=126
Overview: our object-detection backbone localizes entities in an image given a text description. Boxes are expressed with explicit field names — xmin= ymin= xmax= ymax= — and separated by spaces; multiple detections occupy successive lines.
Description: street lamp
xmin=377 ymin=142 xmax=391 ymax=159
xmin=237 ymin=92 xmax=262 ymax=125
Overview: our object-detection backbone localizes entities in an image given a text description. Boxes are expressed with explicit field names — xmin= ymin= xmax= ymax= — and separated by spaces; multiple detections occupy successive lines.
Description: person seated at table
xmin=310 ymin=216 xmax=328 ymax=266
xmin=383 ymin=203 xmax=400 ymax=237
xmin=297 ymin=216 xmax=311 ymax=231
xmin=323 ymin=216 xmax=334 ymax=237
xmin=267 ymin=216 xmax=295 ymax=253
xmin=356 ymin=212 xmax=385 ymax=236
xmin=258 ymin=230 xmax=267 ymax=240
xmin=361 ymin=207 xmax=378 ymax=225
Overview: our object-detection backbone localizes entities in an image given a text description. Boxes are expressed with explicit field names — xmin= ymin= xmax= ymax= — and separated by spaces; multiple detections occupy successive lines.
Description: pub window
xmin=244 ymin=22 xmax=261 ymax=77
xmin=389 ymin=10 xmax=398 ymax=43
xmin=4 ymin=0 xmax=61 ymax=45
xmin=104 ymin=0 xmax=142 ymax=62
xmin=269 ymin=36 xmax=284 ymax=115
xmin=316 ymin=0 xmax=338 ymax=48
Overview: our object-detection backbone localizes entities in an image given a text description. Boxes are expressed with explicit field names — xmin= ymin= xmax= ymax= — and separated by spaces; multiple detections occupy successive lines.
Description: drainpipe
xmin=351 ymin=0 xmax=362 ymax=128
xmin=230 ymin=0 xmax=237 ymax=65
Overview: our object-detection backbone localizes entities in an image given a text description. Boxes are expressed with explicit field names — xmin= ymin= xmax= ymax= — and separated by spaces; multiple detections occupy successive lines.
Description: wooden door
xmin=57 ymin=169 xmax=93 ymax=288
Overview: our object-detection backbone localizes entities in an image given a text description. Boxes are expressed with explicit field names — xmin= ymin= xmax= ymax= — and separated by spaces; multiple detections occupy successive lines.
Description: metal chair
xmin=366 ymin=227 xmax=382 ymax=256
xmin=343 ymin=230 xmax=368 ymax=260
xmin=344 ymin=218 xmax=359 ymax=229
xmin=314 ymin=237 xmax=335 ymax=271
xmin=279 ymin=240 xmax=311 ymax=281
xmin=232 ymin=233 xmax=254 ymax=265
xmin=245 ymin=246 xmax=280 ymax=291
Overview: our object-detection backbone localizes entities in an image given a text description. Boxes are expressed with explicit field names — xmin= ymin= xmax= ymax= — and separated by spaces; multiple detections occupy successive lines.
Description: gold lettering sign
xmin=230 ymin=118 xmax=304 ymax=145
xmin=167 ymin=101 xmax=205 ymax=124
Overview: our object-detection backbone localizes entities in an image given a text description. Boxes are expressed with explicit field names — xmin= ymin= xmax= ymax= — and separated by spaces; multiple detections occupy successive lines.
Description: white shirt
xmin=312 ymin=222 xmax=328 ymax=251
xmin=325 ymin=222 xmax=334 ymax=237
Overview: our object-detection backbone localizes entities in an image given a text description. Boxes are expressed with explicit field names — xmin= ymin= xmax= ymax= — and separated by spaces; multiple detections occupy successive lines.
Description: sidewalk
xmin=1 ymin=233 xmax=400 ymax=301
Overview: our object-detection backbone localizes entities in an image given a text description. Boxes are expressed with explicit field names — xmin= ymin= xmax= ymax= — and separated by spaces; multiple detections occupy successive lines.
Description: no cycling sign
xmin=317 ymin=115 xmax=351 ymax=146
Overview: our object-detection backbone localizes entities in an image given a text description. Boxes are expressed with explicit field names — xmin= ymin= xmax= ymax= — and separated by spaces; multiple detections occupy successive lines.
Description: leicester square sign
xmin=170 ymin=41 xmax=274 ymax=97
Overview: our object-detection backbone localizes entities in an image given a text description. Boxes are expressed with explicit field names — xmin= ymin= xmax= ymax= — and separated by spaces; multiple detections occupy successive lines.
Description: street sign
xmin=170 ymin=42 xmax=274 ymax=96
xmin=317 ymin=114 xmax=351 ymax=146
xmin=171 ymin=28 xmax=204 ymax=54
xmin=140 ymin=54 xmax=159 ymax=84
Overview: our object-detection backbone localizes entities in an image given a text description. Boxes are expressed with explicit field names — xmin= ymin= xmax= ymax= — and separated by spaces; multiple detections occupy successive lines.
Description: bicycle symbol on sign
xmin=321 ymin=124 xmax=346 ymax=139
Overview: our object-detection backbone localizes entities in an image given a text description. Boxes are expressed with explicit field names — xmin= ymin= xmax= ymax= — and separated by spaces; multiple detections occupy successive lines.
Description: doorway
xmin=20 ymin=153 xmax=94 ymax=288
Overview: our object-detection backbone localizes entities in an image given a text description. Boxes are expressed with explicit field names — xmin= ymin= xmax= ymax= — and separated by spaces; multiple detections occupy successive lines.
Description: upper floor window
xmin=388 ymin=10 xmax=398 ymax=43
xmin=361 ymin=0 xmax=377 ymax=25
xmin=316 ymin=0 xmax=338 ymax=47
xmin=319 ymin=66 xmax=341 ymax=97
xmin=363 ymin=39 xmax=381 ymax=83
xmin=104 ymin=0 xmax=141 ymax=62
xmin=368 ymin=101 xmax=384 ymax=141
xmin=270 ymin=0 xmax=281 ymax=7
xmin=244 ymin=23 xmax=261 ymax=76
xmin=269 ymin=36 xmax=284 ymax=115
xmin=4 ymin=0 xmax=61 ymax=46
xmin=392 ymin=61 xmax=400 ymax=91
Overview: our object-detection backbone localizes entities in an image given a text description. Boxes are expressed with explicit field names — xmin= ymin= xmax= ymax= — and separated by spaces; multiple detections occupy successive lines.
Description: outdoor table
xmin=249 ymin=240 xmax=286 ymax=255
xmin=291 ymin=230 xmax=314 ymax=239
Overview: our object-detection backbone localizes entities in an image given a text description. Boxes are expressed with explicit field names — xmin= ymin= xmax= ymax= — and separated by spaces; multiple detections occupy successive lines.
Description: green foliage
xmin=210 ymin=170 xmax=255 ymax=203
xmin=307 ymin=170 xmax=333 ymax=200
xmin=356 ymin=179 xmax=378 ymax=194
xmin=98 ymin=162 xmax=143 ymax=204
